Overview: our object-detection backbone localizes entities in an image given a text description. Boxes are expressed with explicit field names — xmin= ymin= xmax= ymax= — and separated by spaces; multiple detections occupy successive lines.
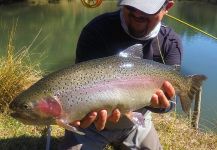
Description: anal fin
xmin=56 ymin=119 xmax=85 ymax=135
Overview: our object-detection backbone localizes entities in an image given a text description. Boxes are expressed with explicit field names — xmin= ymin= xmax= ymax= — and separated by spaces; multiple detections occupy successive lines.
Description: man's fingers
xmin=156 ymin=90 xmax=170 ymax=108
xmin=161 ymin=81 xmax=175 ymax=99
xmin=150 ymin=94 xmax=159 ymax=108
xmin=107 ymin=108 xmax=121 ymax=123
xmin=73 ymin=109 xmax=120 ymax=131
xmin=70 ymin=120 xmax=81 ymax=127
xmin=151 ymin=90 xmax=170 ymax=108
xmin=80 ymin=112 xmax=97 ymax=129
xmin=94 ymin=110 xmax=107 ymax=131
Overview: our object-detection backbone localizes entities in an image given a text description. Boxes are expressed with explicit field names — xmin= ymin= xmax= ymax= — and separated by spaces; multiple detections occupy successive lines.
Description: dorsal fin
xmin=118 ymin=44 xmax=143 ymax=59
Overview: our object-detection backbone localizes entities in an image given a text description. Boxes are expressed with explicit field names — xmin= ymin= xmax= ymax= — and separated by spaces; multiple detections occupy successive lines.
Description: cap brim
xmin=119 ymin=0 xmax=166 ymax=14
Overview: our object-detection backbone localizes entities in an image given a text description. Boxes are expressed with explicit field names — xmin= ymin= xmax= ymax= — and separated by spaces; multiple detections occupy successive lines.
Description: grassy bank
xmin=0 ymin=30 xmax=217 ymax=150
xmin=0 ymin=26 xmax=62 ymax=149
xmin=0 ymin=113 xmax=217 ymax=150
xmin=0 ymin=114 xmax=64 ymax=150
xmin=153 ymin=113 xmax=217 ymax=150
xmin=0 ymin=26 xmax=43 ymax=113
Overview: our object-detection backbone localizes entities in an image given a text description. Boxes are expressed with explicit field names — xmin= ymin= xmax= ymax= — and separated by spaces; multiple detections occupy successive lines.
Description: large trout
xmin=9 ymin=44 xmax=207 ymax=134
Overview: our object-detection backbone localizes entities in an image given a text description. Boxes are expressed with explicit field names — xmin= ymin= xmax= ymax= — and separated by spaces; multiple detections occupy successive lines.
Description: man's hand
xmin=71 ymin=81 xmax=175 ymax=131
xmin=150 ymin=81 xmax=175 ymax=108
xmin=71 ymin=109 xmax=121 ymax=131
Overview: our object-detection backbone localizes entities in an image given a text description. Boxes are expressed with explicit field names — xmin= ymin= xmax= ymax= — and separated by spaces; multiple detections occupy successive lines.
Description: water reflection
xmin=0 ymin=0 xmax=217 ymax=131
xmin=0 ymin=1 xmax=117 ymax=71
xmin=165 ymin=1 xmax=217 ymax=37
xmin=165 ymin=2 xmax=217 ymax=131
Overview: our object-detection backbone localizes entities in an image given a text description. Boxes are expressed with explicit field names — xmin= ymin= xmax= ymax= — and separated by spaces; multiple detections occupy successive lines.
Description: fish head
xmin=9 ymin=88 xmax=62 ymax=125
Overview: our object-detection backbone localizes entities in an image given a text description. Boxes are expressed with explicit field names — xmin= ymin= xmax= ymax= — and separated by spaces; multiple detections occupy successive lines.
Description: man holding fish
xmin=10 ymin=0 xmax=206 ymax=149
xmin=61 ymin=0 xmax=181 ymax=149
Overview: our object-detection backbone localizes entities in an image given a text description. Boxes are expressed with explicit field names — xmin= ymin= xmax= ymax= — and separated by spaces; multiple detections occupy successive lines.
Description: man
xmin=59 ymin=0 xmax=182 ymax=149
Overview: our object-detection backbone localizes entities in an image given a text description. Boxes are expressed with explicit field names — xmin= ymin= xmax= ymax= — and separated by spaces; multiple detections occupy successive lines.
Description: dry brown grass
xmin=0 ymin=25 xmax=63 ymax=149
xmin=153 ymin=113 xmax=217 ymax=150
xmin=1 ymin=112 xmax=217 ymax=150
xmin=0 ymin=25 xmax=43 ymax=113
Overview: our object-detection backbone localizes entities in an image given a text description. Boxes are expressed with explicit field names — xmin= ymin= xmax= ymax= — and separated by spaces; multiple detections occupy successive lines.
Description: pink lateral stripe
xmin=78 ymin=76 xmax=163 ymax=94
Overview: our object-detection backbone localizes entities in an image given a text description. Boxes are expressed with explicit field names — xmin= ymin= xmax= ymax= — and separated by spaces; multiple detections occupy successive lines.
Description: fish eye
xmin=22 ymin=103 xmax=30 ymax=110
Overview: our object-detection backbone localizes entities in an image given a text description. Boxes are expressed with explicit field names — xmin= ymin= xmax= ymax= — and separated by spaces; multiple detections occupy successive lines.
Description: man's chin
xmin=131 ymin=32 xmax=147 ymax=38
xmin=129 ymin=29 xmax=148 ymax=38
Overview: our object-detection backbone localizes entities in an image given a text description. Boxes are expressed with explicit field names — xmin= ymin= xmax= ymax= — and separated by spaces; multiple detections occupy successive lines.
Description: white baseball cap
xmin=119 ymin=0 xmax=167 ymax=14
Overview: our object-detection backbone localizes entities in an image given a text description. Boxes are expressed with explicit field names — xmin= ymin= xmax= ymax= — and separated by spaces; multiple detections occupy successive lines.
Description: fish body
xmin=9 ymin=44 xmax=207 ymax=134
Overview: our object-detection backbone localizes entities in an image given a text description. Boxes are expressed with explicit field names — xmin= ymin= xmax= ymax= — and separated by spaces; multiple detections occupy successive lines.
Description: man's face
xmin=123 ymin=5 xmax=167 ymax=38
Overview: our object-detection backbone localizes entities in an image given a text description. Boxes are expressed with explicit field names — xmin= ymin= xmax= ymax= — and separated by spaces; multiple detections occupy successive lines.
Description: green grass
xmin=0 ymin=114 xmax=64 ymax=150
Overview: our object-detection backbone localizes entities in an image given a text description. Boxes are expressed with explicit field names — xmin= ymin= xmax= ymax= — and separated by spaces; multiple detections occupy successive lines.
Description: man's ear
xmin=165 ymin=1 xmax=174 ymax=11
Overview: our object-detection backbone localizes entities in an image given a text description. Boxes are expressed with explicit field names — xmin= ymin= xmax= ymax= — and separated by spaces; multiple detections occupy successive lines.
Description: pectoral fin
xmin=56 ymin=119 xmax=85 ymax=135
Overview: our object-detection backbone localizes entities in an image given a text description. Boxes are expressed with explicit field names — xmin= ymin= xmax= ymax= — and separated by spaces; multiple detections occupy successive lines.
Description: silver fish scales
xmin=9 ymin=44 xmax=207 ymax=135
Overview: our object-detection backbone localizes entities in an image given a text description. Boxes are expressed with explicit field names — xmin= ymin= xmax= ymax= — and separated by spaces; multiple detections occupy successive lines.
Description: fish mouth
xmin=10 ymin=111 xmax=36 ymax=125
xmin=10 ymin=111 xmax=54 ymax=125
xmin=9 ymin=100 xmax=16 ymax=111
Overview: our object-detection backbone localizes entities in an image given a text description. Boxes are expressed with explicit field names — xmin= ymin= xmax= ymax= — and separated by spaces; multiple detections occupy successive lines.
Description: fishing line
xmin=166 ymin=14 xmax=217 ymax=40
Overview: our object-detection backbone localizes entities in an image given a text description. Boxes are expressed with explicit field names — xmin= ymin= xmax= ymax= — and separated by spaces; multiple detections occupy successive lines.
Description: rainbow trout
xmin=9 ymin=44 xmax=207 ymax=135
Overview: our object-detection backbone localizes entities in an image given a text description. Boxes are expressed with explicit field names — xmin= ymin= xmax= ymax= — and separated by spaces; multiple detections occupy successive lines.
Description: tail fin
xmin=179 ymin=75 xmax=207 ymax=114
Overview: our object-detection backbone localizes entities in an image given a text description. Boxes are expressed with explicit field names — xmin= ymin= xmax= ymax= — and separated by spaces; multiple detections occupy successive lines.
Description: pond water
xmin=0 ymin=0 xmax=217 ymax=131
